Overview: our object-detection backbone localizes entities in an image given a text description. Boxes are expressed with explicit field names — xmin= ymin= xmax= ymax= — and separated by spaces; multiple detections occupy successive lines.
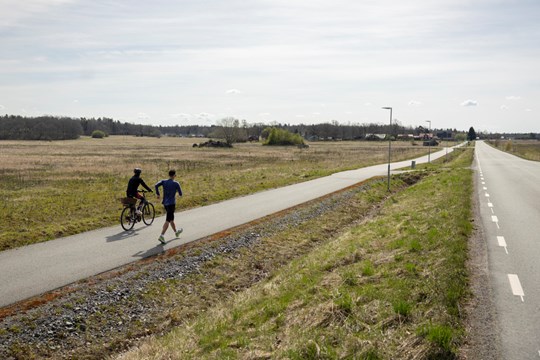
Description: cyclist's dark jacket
xmin=126 ymin=175 xmax=152 ymax=197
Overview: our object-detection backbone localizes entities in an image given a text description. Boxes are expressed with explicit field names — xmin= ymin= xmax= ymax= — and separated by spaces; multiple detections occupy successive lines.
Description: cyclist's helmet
xmin=134 ymin=168 xmax=142 ymax=175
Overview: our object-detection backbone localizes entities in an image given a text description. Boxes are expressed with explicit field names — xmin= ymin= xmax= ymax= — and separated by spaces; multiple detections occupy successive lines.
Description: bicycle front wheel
xmin=142 ymin=202 xmax=155 ymax=225
xmin=120 ymin=207 xmax=136 ymax=231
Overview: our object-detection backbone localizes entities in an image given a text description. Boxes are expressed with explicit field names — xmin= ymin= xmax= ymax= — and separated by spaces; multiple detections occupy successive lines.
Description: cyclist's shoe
xmin=136 ymin=209 xmax=142 ymax=216
xmin=175 ymin=228 xmax=183 ymax=237
xmin=158 ymin=235 xmax=166 ymax=244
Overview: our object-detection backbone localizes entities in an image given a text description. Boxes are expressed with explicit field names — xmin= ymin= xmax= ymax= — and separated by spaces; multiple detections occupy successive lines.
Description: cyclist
xmin=155 ymin=169 xmax=183 ymax=244
xmin=126 ymin=168 xmax=153 ymax=215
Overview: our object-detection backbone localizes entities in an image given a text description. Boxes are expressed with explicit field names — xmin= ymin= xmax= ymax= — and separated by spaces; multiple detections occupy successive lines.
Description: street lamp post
xmin=426 ymin=120 xmax=432 ymax=163
xmin=382 ymin=107 xmax=392 ymax=191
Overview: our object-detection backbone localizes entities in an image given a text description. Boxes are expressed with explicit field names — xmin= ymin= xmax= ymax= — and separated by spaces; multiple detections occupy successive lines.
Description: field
xmin=0 ymin=136 xmax=431 ymax=251
xmin=487 ymin=139 xmax=540 ymax=161
xmin=0 ymin=147 xmax=474 ymax=359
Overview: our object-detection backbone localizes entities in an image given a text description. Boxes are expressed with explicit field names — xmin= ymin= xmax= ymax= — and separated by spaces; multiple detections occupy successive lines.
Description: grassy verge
xmin=0 ymin=137 xmax=430 ymax=251
xmin=117 ymin=149 xmax=474 ymax=359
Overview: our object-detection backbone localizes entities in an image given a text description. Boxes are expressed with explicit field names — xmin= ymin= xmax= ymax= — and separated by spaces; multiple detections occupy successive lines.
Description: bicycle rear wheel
xmin=142 ymin=202 xmax=155 ymax=225
xmin=121 ymin=207 xmax=136 ymax=231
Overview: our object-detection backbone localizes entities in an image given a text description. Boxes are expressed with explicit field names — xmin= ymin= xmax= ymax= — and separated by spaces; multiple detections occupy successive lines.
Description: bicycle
xmin=120 ymin=190 xmax=155 ymax=231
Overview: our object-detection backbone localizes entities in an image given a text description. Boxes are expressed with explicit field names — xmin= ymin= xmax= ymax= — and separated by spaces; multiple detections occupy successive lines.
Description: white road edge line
xmin=508 ymin=274 xmax=525 ymax=302
xmin=497 ymin=236 xmax=508 ymax=254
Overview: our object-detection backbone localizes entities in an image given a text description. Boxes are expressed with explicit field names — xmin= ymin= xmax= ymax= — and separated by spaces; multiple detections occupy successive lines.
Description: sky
xmin=0 ymin=0 xmax=539 ymax=133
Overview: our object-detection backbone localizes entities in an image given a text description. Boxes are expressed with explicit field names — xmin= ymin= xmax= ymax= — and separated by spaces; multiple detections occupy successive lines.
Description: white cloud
xmin=506 ymin=96 xmax=521 ymax=100
xmin=169 ymin=113 xmax=190 ymax=119
xmin=461 ymin=100 xmax=478 ymax=107
xmin=500 ymin=105 xmax=508 ymax=110
xmin=525 ymin=108 xmax=532 ymax=112
xmin=0 ymin=104 xmax=5 ymax=110
xmin=258 ymin=112 xmax=270 ymax=116
xmin=137 ymin=112 xmax=149 ymax=120
xmin=225 ymin=89 xmax=242 ymax=95
xmin=408 ymin=100 xmax=422 ymax=106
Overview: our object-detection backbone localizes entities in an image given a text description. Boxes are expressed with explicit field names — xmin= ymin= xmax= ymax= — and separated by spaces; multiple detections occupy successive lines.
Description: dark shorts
xmin=164 ymin=204 xmax=175 ymax=222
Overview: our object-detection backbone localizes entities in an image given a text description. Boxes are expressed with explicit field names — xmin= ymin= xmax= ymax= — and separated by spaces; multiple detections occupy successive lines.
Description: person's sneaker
xmin=158 ymin=235 xmax=166 ymax=244
xmin=175 ymin=228 xmax=183 ymax=237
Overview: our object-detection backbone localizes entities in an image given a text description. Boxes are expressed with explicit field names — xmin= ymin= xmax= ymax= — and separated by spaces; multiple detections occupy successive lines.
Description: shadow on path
xmin=133 ymin=243 xmax=166 ymax=258
xmin=106 ymin=229 xmax=140 ymax=242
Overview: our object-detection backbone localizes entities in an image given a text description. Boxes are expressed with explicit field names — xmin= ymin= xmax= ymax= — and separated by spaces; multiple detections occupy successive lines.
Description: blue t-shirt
xmin=154 ymin=179 xmax=182 ymax=206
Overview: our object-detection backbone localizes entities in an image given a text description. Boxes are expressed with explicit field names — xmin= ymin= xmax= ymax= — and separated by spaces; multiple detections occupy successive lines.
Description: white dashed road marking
xmin=497 ymin=236 xmax=508 ymax=254
xmin=508 ymin=274 xmax=525 ymax=302
xmin=491 ymin=215 xmax=500 ymax=229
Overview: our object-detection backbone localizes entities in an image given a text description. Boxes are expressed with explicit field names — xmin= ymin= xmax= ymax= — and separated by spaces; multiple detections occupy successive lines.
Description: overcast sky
xmin=1 ymin=0 xmax=538 ymax=132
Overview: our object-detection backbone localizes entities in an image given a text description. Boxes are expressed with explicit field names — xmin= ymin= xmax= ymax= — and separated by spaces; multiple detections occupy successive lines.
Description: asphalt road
xmin=0 ymin=144 xmax=461 ymax=308
xmin=474 ymin=141 xmax=540 ymax=359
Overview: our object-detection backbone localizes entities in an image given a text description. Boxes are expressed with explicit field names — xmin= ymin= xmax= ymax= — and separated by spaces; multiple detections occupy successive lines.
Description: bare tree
xmin=216 ymin=117 xmax=241 ymax=145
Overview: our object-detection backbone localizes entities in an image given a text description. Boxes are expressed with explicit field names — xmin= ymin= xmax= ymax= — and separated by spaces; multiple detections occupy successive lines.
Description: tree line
xmin=6 ymin=114 xmax=528 ymax=142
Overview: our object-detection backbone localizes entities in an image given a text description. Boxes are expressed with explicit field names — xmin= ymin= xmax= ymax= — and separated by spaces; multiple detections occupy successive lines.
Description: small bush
xmin=91 ymin=130 xmax=107 ymax=139
xmin=264 ymin=127 xmax=304 ymax=146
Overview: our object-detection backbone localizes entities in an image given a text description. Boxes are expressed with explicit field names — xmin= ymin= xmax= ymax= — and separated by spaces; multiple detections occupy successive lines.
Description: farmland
xmin=487 ymin=139 xmax=540 ymax=161
xmin=0 ymin=136 xmax=431 ymax=251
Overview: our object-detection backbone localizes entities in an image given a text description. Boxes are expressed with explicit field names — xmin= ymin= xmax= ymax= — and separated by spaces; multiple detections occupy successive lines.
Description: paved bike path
xmin=0 ymin=145 xmax=462 ymax=307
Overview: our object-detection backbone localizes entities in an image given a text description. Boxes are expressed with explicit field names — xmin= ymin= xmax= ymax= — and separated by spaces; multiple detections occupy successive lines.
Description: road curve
xmin=0 ymin=144 xmax=462 ymax=308
xmin=474 ymin=141 xmax=540 ymax=359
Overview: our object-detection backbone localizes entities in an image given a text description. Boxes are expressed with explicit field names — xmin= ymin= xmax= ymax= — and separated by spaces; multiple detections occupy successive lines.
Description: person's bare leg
xmin=161 ymin=222 xmax=169 ymax=235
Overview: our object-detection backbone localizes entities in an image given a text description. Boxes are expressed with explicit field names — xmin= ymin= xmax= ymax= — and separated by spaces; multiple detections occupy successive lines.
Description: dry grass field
xmin=487 ymin=139 xmax=540 ymax=161
xmin=0 ymin=136 xmax=430 ymax=250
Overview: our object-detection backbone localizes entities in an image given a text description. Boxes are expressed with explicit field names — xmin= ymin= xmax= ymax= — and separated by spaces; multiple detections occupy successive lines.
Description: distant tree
xmin=467 ymin=127 xmax=477 ymax=141
xmin=216 ymin=117 xmax=243 ymax=146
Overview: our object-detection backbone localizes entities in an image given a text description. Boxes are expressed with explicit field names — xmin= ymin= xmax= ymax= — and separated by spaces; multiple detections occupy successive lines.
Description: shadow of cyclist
xmin=105 ymin=230 xmax=140 ymax=242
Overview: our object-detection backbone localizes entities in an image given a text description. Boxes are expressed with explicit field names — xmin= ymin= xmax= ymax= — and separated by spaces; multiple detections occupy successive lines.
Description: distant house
xmin=397 ymin=134 xmax=414 ymax=140
xmin=365 ymin=134 xmax=387 ymax=141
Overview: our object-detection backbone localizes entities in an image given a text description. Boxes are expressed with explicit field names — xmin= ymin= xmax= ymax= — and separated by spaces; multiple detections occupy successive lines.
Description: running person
xmin=155 ymin=169 xmax=183 ymax=244
xmin=126 ymin=168 xmax=152 ymax=214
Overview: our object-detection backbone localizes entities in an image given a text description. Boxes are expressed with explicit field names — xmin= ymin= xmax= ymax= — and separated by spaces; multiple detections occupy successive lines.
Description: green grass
xmin=117 ymin=147 xmax=474 ymax=359
xmin=0 ymin=137 xmax=430 ymax=251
